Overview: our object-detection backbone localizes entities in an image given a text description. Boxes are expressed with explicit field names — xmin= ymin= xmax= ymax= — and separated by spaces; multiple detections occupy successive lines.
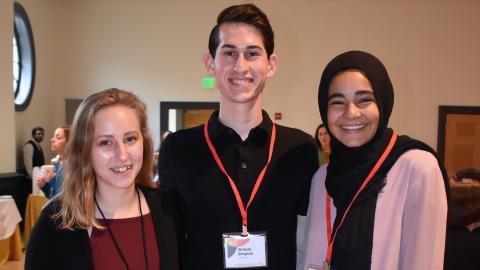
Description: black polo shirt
xmin=159 ymin=111 xmax=319 ymax=270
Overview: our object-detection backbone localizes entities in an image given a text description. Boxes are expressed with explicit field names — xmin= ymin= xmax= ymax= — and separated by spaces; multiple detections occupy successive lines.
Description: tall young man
xmin=159 ymin=4 xmax=318 ymax=269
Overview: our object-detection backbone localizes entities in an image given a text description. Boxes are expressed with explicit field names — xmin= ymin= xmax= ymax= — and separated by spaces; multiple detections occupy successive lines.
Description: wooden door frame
xmin=437 ymin=105 xmax=480 ymax=163
xmin=159 ymin=101 xmax=219 ymax=134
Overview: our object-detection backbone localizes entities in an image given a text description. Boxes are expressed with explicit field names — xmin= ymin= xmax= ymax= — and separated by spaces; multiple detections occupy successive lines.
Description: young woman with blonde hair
xmin=26 ymin=88 xmax=178 ymax=270
xmin=34 ymin=124 xmax=70 ymax=198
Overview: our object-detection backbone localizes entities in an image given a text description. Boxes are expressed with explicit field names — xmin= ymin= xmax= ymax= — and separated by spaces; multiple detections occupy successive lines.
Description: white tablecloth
xmin=0 ymin=196 xmax=22 ymax=240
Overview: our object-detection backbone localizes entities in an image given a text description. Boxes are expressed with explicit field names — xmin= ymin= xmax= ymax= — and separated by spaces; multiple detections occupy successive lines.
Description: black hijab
xmin=318 ymin=51 xmax=449 ymax=270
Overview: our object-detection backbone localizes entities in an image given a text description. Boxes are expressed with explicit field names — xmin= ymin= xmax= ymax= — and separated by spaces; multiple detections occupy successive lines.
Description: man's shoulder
xmin=23 ymin=141 xmax=34 ymax=150
xmin=24 ymin=139 xmax=34 ymax=146
xmin=161 ymin=125 xmax=206 ymax=153
xmin=166 ymin=125 xmax=204 ymax=142
xmin=275 ymin=124 xmax=315 ymax=144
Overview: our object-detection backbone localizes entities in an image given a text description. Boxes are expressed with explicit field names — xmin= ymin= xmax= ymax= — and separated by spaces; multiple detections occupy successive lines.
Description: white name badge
xmin=307 ymin=264 xmax=323 ymax=270
xmin=307 ymin=262 xmax=330 ymax=270
xmin=222 ymin=232 xmax=268 ymax=268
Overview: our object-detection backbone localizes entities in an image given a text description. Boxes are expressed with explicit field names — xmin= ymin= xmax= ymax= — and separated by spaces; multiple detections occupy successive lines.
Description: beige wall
xmin=0 ymin=1 xmax=16 ymax=173
xmin=12 ymin=0 xmax=57 ymax=172
xmin=4 ymin=0 xmax=480 ymax=171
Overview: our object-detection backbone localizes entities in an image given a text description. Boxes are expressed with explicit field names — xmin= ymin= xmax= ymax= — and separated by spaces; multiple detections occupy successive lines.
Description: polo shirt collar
xmin=207 ymin=110 xmax=273 ymax=144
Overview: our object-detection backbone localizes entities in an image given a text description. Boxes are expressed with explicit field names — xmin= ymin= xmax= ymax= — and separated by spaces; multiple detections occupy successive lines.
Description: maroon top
xmin=90 ymin=213 xmax=160 ymax=270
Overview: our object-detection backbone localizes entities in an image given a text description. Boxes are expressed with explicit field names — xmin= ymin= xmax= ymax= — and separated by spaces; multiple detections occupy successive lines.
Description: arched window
xmin=13 ymin=2 xmax=35 ymax=111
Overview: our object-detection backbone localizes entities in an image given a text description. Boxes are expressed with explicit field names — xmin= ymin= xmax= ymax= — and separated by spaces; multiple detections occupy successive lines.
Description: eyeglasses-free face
xmin=204 ymin=22 xmax=277 ymax=107
xmin=327 ymin=70 xmax=380 ymax=148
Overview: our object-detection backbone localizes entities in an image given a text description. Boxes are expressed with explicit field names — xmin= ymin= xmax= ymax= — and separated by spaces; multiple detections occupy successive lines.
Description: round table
xmin=23 ymin=194 xmax=49 ymax=247
xmin=0 ymin=196 xmax=23 ymax=265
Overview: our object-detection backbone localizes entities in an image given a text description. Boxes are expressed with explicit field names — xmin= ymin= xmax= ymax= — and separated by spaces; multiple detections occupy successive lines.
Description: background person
xmin=297 ymin=124 xmax=331 ymax=265
xmin=314 ymin=124 xmax=331 ymax=165
xmin=444 ymin=172 xmax=480 ymax=270
xmin=34 ymin=125 xmax=70 ymax=198
xmin=299 ymin=51 xmax=448 ymax=270
xmin=25 ymin=88 xmax=178 ymax=270
xmin=22 ymin=126 xmax=45 ymax=178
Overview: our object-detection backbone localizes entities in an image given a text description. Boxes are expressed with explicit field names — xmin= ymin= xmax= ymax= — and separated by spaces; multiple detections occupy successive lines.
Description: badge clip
xmin=241 ymin=224 xmax=249 ymax=236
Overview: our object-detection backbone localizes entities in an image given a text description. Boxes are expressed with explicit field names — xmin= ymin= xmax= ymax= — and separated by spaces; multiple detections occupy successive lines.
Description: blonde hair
xmin=56 ymin=88 xmax=154 ymax=229
xmin=59 ymin=124 xmax=71 ymax=141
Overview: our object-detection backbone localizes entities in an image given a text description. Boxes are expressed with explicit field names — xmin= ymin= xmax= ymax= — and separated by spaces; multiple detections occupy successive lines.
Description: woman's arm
xmin=400 ymin=153 xmax=448 ymax=270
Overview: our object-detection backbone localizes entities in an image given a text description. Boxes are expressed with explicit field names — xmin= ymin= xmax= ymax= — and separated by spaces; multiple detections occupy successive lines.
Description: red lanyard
xmin=204 ymin=121 xmax=276 ymax=235
xmin=326 ymin=193 xmax=332 ymax=243
xmin=325 ymin=131 xmax=397 ymax=263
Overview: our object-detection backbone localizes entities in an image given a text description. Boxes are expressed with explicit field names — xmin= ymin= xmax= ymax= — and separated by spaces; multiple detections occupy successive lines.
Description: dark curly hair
xmin=454 ymin=167 xmax=480 ymax=182
xmin=448 ymin=184 xmax=480 ymax=228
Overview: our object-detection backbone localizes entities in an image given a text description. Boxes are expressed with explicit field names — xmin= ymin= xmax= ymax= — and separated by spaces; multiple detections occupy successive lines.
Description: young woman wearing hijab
xmin=299 ymin=51 xmax=448 ymax=270
xmin=25 ymin=88 xmax=179 ymax=270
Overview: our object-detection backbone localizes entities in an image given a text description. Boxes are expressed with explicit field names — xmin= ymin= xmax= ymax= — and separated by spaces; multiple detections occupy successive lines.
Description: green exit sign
xmin=202 ymin=76 xmax=216 ymax=89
